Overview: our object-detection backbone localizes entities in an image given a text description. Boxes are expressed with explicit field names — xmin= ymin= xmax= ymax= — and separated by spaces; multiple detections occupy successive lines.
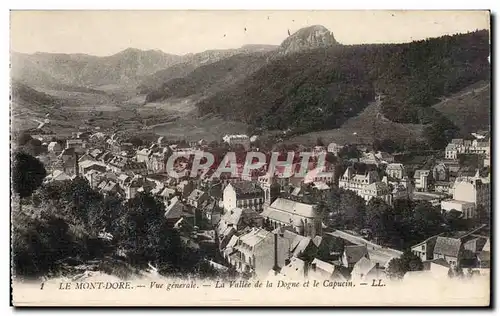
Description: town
xmin=13 ymin=120 xmax=491 ymax=283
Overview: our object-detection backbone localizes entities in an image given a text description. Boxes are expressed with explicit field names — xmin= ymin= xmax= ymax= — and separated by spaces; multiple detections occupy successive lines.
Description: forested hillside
xmin=197 ymin=30 xmax=490 ymax=134
xmin=144 ymin=52 xmax=270 ymax=103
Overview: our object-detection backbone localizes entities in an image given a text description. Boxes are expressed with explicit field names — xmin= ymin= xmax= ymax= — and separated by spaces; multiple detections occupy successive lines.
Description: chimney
xmin=311 ymin=263 xmax=317 ymax=271
xmin=74 ymin=152 xmax=79 ymax=177
xmin=273 ymin=232 xmax=279 ymax=273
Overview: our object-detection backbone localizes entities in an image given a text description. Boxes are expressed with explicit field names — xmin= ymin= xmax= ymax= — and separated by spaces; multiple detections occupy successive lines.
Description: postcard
xmin=10 ymin=10 xmax=491 ymax=307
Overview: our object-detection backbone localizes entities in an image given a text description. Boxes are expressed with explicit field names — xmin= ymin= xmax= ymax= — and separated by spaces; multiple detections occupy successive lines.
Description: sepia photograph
xmin=9 ymin=9 xmax=491 ymax=307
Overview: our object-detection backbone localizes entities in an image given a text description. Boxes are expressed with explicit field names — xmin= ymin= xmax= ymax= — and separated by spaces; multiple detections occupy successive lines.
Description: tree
xmin=12 ymin=151 xmax=47 ymax=212
xmin=315 ymin=137 xmax=325 ymax=147
xmin=365 ymin=198 xmax=394 ymax=245
xmin=386 ymin=250 xmax=423 ymax=279
xmin=423 ymin=115 xmax=459 ymax=150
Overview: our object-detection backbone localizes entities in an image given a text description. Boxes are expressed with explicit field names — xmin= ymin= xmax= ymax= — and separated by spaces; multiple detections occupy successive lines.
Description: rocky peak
xmin=279 ymin=25 xmax=338 ymax=55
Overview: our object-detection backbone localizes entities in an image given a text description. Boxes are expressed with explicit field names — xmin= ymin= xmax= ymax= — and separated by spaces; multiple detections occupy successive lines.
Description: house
xmin=445 ymin=144 xmax=458 ymax=160
xmin=308 ymin=258 xmax=347 ymax=281
xmin=476 ymin=251 xmax=490 ymax=268
xmin=108 ymin=156 xmax=148 ymax=175
xmin=101 ymin=181 xmax=120 ymax=196
xmin=66 ymin=138 xmax=85 ymax=151
xmin=44 ymin=170 xmax=72 ymax=183
xmin=164 ymin=196 xmax=193 ymax=226
xmin=202 ymin=200 xmax=222 ymax=227
xmin=351 ymin=257 xmax=383 ymax=282
xmin=261 ymin=198 xmax=322 ymax=238
xmin=434 ymin=181 xmax=452 ymax=194
xmin=136 ymin=148 xmax=154 ymax=164
xmin=303 ymin=167 xmax=335 ymax=185
xmin=123 ymin=176 xmax=144 ymax=200
xmin=452 ymin=173 xmax=490 ymax=211
xmin=339 ymin=167 xmax=379 ymax=195
xmin=159 ymin=187 xmax=177 ymax=204
xmin=47 ymin=141 xmax=62 ymax=154
xmin=277 ymin=257 xmax=307 ymax=279
xmin=279 ymin=229 xmax=318 ymax=259
xmin=79 ymin=160 xmax=107 ymax=176
xmin=440 ymin=200 xmax=476 ymax=219
xmin=216 ymin=207 xmax=263 ymax=249
xmin=187 ymin=189 xmax=208 ymax=208
xmin=327 ymin=142 xmax=343 ymax=155
xmin=414 ymin=169 xmax=431 ymax=192
xmin=411 ymin=235 xmax=440 ymax=262
xmin=342 ymin=245 xmax=369 ymax=269
xmin=361 ymin=182 xmax=393 ymax=205
xmin=360 ymin=152 xmax=382 ymax=166
xmin=375 ymin=151 xmax=394 ymax=163
xmin=386 ymin=163 xmax=406 ymax=180
xmin=228 ymin=227 xmax=288 ymax=277
xmin=223 ymin=181 xmax=265 ymax=212
xmin=432 ymin=237 xmax=463 ymax=267
xmin=432 ymin=163 xmax=449 ymax=182
xmin=177 ymin=180 xmax=195 ymax=200
xmin=222 ymin=134 xmax=250 ymax=150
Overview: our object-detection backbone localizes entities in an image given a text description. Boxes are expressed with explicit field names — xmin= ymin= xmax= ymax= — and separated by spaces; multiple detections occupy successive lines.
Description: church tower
xmin=262 ymin=174 xmax=281 ymax=208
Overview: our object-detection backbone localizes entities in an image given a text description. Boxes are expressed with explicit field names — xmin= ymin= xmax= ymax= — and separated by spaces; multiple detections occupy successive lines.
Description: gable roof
xmin=265 ymin=198 xmax=317 ymax=218
xmin=386 ymin=163 xmax=404 ymax=171
xmin=228 ymin=181 xmax=264 ymax=198
xmin=352 ymin=257 xmax=377 ymax=277
xmin=433 ymin=237 xmax=462 ymax=257
xmin=165 ymin=196 xmax=185 ymax=220
xmin=344 ymin=245 xmax=369 ymax=265
xmin=188 ymin=189 xmax=206 ymax=201
xmin=279 ymin=257 xmax=306 ymax=279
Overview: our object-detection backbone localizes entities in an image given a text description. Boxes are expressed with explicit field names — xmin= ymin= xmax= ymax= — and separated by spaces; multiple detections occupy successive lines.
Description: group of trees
xmin=12 ymin=151 xmax=216 ymax=279
xmin=197 ymin=30 xmax=489 ymax=136
xmin=303 ymin=186 xmax=478 ymax=251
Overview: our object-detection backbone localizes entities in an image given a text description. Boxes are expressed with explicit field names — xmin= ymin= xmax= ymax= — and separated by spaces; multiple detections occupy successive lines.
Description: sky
xmin=10 ymin=10 xmax=490 ymax=56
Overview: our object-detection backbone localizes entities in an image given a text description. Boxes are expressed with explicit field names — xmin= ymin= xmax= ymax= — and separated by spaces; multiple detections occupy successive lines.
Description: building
xmin=432 ymin=163 xmax=449 ymax=182
xmin=414 ymin=169 xmax=431 ymax=192
xmin=339 ymin=167 xmax=379 ymax=195
xmin=452 ymin=172 xmax=490 ymax=210
xmin=375 ymin=151 xmax=394 ymax=164
xmin=327 ymin=142 xmax=343 ymax=155
xmin=108 ymin=156 xmax=148 ymax=175
xmin=216 ymin=207 xmax=263 ymax=248
xmin=359 ymin=152 xmax=382 ymax=166
xmin=445 ymin=144 xmax=458 ymax=160
xmin=351 ymin=257 xmax=384 ymax=282
xmin=411 ymin=235 xmax=440 ymax=262
xmin=342 ymin=245 xmax=369 ymax=269
xmin=440 ymin=200 xmax=476 ymax=219
xmin=432 ymin=237 xmax=463 ymax=267
xmin=386 ymin=163 xmax=406 ymax=180
xmin=187 ymin=189 xmax=208 ymax=209
xmin=223 ymin=181 xmax=265 ymax=212
xmin=164 ymin=196 xmax=193 ymax=226
xmin=361 ymin=182 xmax=393 ymax=205
xmin=222 ymin=134 xmax=250 ymax=150
xmin=227 ymin=228 xmax=288 ymax=277
xmin=79 ymin=160 xmax=108 ymax=176
xmin=303 ymin=167 xmax=335 ymax=185
xmin=47 ymin=141 xmax=62 ymax=154
xmin=66 ymin=138 xmax=85 ymax=150
xmin=260 ymin=198 xmax=322 ymax=238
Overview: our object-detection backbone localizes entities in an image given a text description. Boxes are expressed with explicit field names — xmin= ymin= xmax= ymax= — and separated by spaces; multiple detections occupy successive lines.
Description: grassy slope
xmin=432 ymin=80 xmax=490 ymax=134
xmin=288 ymin=80 xmax=490 ymax=146
xmin=288 ymin=101 xmax=426 ymax=145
